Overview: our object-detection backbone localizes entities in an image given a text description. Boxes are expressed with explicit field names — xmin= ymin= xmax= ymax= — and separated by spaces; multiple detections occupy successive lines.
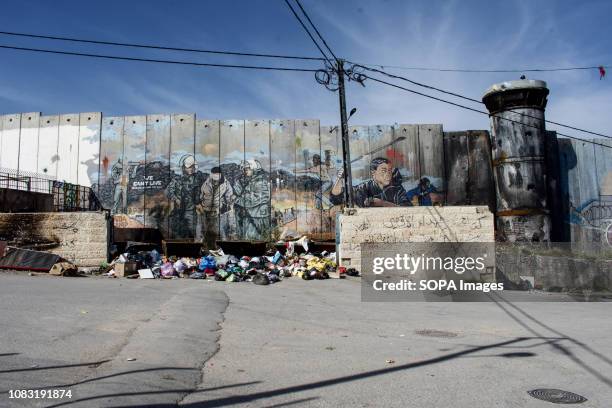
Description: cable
xmin=350 ymin=61 xmax=611 ymax=74
xmin=2 ymin=31 xmax=608 ymax=74
xmin=283 ymin=0 xmax=334 ymax=67
xmin=363 ymin=74 xmax=612 ymax=150
xmin=353 ymin=63 xmax=612 ymax=140
xmin=293 ymin=0 xmax=338 ymax=62
xmin=0 ymin=30 xmax=325 ymax=61
xmin=0 ymin=44 xmax=319 ymax=72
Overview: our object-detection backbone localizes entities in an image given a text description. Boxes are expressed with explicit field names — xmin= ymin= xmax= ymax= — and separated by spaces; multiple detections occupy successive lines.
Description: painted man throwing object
xmin=329 ymin=157 xmax=412 ymax=207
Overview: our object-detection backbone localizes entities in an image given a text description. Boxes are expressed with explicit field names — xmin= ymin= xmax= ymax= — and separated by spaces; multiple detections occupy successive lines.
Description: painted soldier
xmin=111 ymin=160 xmax=127 ymax=214
xmin=197 ymin=166 xmax=236 ymax=244
xmin=165 ymin=154 xmax=206 ymax=238
xmin=406 ymin=177 xmax=439 ymax=206
xmin=329 ymin=157 xmax=412 ymax=207
xmin=234 ymin=160 xmax=271 ymax=240
xmin=295 ymin=152 xmax=335 ymax=210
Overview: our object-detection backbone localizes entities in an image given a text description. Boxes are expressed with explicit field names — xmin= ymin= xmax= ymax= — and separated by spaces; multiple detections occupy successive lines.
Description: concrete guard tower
xmin=482 ymin=79 xmax=551 ymax=242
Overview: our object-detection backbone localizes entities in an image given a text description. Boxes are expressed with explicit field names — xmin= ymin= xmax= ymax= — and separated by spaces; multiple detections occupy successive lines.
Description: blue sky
xmin=0 ymin=0 xmax=610 ymax=134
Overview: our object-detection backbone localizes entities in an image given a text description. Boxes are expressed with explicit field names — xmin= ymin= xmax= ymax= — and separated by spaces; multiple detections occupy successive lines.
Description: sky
xmin=0 ymin=0 xmax=610 ymax=135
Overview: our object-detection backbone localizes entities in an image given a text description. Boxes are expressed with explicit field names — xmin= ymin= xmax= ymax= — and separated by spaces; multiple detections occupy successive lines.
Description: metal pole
xmin=337 ymin=59 xmax=354 ymax=207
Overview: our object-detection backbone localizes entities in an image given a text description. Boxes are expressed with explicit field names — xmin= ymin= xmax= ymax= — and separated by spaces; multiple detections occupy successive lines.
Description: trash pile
xmin=106 ymin=237 xmax=349 ymax=284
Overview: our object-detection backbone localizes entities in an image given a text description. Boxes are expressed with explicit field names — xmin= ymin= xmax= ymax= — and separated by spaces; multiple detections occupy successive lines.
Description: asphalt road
xmin=1 ymin=273 xmax=611 ymax=407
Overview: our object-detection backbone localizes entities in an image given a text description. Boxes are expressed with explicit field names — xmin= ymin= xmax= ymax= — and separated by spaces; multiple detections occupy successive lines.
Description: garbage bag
xmin=253 ymin=273 xmax=270 ymax=285
xmin=174 ymin=259 xmax=187 ymax=274
xmin=226 ymin=273 xmax=240 ymax=282
xmin=199 ymin=255 xmax=217 ymax=271
xmin=215 ymin=269 xmax=229 ymax=281
xmin=161 ymin=262 xmax=175 ymax=277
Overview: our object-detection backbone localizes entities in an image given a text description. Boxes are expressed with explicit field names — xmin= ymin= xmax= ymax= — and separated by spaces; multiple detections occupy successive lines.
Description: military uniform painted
xmin=234 ymin=168 xmax=270 ymax=240
xmin=166 ymin=171 xmax=206 ymax=238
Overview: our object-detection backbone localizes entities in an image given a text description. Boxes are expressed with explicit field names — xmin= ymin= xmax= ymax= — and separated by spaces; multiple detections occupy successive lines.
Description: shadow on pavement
xmin=0 ymin=359 xmax=111 ymax=374
xmin=45 ymin=382 xmax=262 ymax=408
xmin=73 ymin=336 xmax=536 ymax=407
xmin=491 ymin=293 xmax=612 ymax=388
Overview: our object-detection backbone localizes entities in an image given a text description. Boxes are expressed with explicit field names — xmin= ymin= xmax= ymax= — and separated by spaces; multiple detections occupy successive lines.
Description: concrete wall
xmin=0 ymin=212 xmax=108 ymax=266
xmin=552 ymin=138 xmax=612 ymax=247
xmin=497 ymin=250 xmax=612 ymax=291
xmin=0 ymin=112 xmax=101 ymax=186
xmin=0 ymin=112 xmax=460 ymax=241
xmin=337 ymin=206 xmax=494 ymax=272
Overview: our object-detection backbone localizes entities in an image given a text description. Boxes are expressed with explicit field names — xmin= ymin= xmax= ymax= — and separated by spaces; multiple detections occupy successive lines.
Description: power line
xmin=352 ymin=63 xmax=612 ymax=140
xmin=293 ymin=0 xmax=339 ymax=62
xmin=0 ymin=44 xmax=320 ymax=72
xmin=362 ymin=74 xmax=612 ymax=150
xmin=1 ymin=30 xmax=609 ymax=74
xmin=0 ymin=30 xmax=325 ymax=61
xmin=351 ymin=61 xmax=611 ymax=74
xmin=283 ymin=0 xmax=334 ymax=66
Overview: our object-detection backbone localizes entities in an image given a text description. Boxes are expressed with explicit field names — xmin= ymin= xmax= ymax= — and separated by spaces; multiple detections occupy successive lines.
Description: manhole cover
xmin=415 ymin=329 xmax=458 ymax=338
xmin=527 ymin=389 xmax=587 ymax=404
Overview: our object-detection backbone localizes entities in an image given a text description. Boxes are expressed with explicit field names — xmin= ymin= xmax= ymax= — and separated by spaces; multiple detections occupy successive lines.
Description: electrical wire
xmin=0 ymin=30 xmax=325 ymax=61
xmin=293 ymin=0 xmax=339 ymax=62
xmin=363 ymin=74 xmax=612 ymax=150
xmin=2 ymin=30 xmax=608 ymax=74
xmin=0 ymin=44 xmax=319 ymax=72
xmin=352 ymin=63 xmax=612 ymax=140
xmin=283 ymin=0 xmax=334 ymax=67
xmin=350 ymin=61 xmax=611 ymax=74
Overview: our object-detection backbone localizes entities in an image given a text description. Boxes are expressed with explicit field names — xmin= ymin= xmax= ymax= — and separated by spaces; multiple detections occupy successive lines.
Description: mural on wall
xmin=271 ymin=120 xmax=297 ymax=239
xmin=96 ymin=117 xmax=124 ymax=214
xmin=120 ymin=116 xmax=147 ymax=228
xmin=320 ymin=126 xmax=342 ymax=232
xmin=326 ymin=124 xmax=445 ymax=208
xmin=77 ymin=113 xmax=102 ymax=189
xmin=144 ymin=114 xmax=171 ymax=236
xmin=195 ymin=119 xmax=220 ymax=246
xmin=560 ymin=138 xmax=612 ymax=246
xmin=295 ymin=120 xmax=321 ymax=234
xmin=218 ymin=120 xmax=244 ymax=241
xmin=166 ymin=114 xmax=200 ymax=239
xmin=240 ymin=120 xmax=271 ymax=241
xmin=0 ymin=112 xmax=479 ymax=243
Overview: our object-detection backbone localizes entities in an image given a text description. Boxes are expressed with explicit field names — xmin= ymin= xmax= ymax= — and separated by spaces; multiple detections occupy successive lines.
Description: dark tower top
xmin=482 ymin=79 xmax=549 ymax=115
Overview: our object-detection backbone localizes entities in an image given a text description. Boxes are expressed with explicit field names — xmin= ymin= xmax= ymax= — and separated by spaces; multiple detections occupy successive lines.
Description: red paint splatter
xmin=386 ymin=148 xmax=404 ymax=166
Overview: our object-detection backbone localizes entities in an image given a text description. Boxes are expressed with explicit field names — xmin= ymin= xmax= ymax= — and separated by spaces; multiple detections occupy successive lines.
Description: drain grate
xmin=527 ymin=389 xmax=587 ymax=404
xmin=415 ymin=329 xmax=458 ymax=338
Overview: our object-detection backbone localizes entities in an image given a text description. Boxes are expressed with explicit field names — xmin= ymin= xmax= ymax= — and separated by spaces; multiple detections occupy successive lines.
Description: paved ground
xmin=0 ymin=272 xmax=611 ymax=407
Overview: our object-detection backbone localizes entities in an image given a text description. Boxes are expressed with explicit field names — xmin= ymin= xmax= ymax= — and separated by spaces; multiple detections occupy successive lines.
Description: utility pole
xmin=337 ymin=59 xmax=354 ymax=207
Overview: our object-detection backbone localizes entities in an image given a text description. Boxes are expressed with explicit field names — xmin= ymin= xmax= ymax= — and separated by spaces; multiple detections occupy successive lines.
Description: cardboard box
xmin=114 ymin=262 xmax=138 ymax=277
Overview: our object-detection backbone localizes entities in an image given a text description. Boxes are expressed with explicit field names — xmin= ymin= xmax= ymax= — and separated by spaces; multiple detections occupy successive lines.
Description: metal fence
xmin=0 ymin=168 xmax=55 ymax=194
xmin=0 ymin=168 xmax=103 ymax=212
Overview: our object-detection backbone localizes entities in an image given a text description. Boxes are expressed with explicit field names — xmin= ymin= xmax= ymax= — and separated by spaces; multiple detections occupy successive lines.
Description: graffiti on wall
xmin=1 ymin=114 xmax=459 ymax=241
xmin=97 ymin=120 xmax=448 ymax=240
xmin=559 ymin=138 xmax=612 ymax=246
